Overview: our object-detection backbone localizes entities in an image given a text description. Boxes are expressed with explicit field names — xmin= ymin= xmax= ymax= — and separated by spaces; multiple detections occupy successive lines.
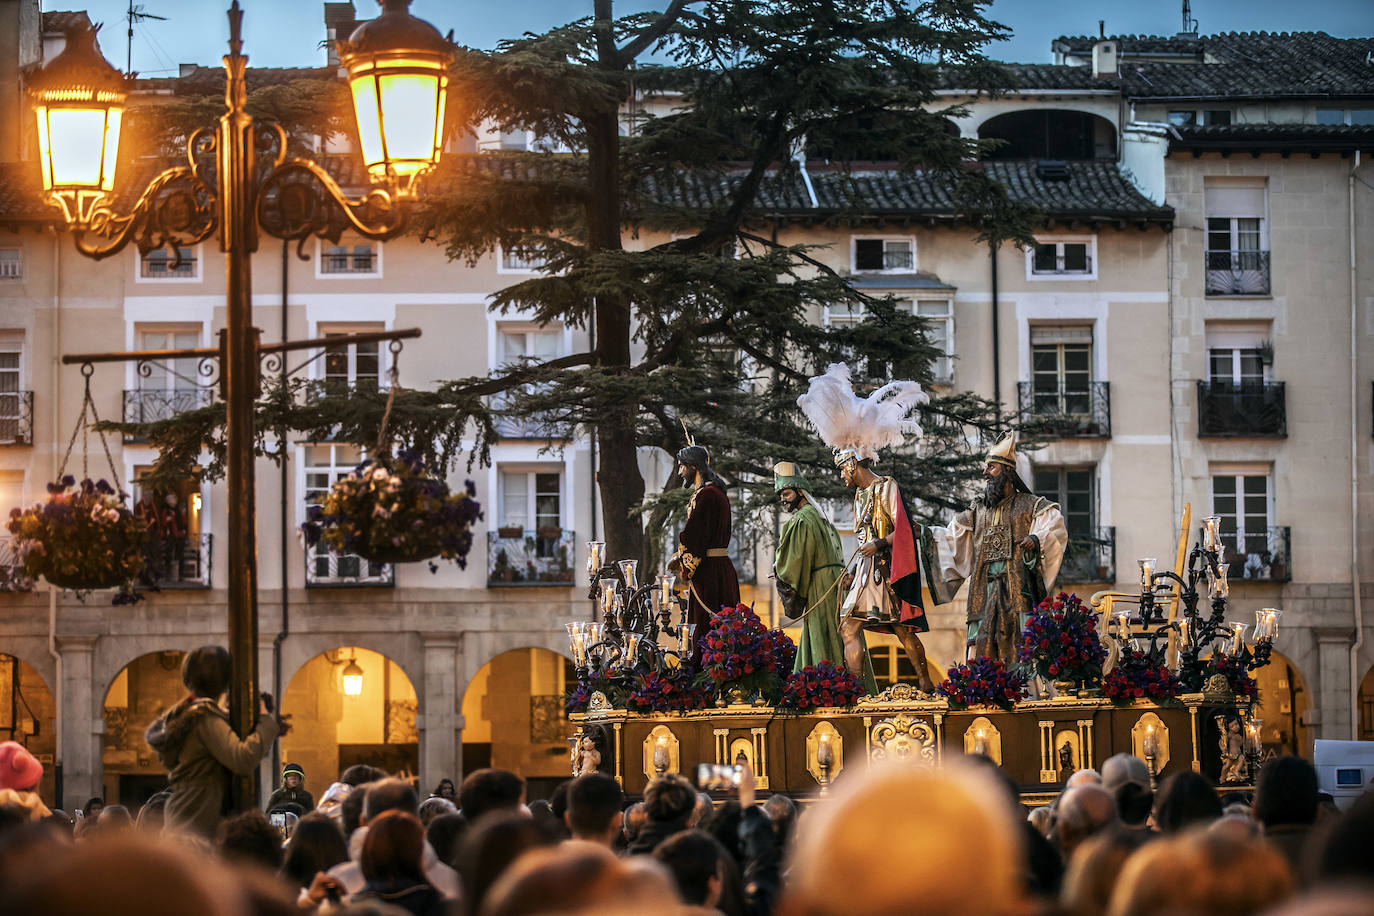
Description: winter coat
xmin=265 ymin=785 xmax=315 ymax=813
xmin=144 ymin=696 xmax=280 ymax=838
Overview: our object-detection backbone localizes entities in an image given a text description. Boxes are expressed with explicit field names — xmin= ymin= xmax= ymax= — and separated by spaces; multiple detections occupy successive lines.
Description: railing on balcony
xmin=144 ymin=533 xmax=212 ymax=588
xmin=1017 ymin=381 xmax=1111 ymax=438
xmin=123 ymin=388 xmax=216 ymax=441
xmin=0 ymin=391 xmax=34 ymax=445
xmin=1201 ymin=525 xmax=1291 ymax=583
xmin=305 ymin=546 xmax=394 ymax=587
xmin=1057 ymin=526 xmax=1116 ymax=584
xmin=1196 ymin=380 xmax=1286 ymax=437
xmin=0 ymin=535 xmax=32 ymax=591
xmin=1205 ymin=249 xmax=1270 ymax=296
xmin=488 ymin=528 xmax=576 ymax=586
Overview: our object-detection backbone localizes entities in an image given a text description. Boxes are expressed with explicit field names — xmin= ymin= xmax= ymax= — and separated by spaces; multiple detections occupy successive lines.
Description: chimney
xmin=1092 ymin=39 xmax=1118 ymax=78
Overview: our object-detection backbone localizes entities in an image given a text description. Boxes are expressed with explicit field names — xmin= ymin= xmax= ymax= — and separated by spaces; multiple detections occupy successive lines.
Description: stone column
xmin=419 ymin=633 xmax=463 ymax=792
xmin=56 ymin=634 xmax=101 ymax=807
xmin=1314 ymin=627 xmax=1356 ymax=739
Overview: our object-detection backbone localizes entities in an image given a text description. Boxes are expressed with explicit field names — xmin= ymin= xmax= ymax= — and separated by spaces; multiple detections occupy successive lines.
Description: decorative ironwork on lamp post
xmin=31 ymin=1 xmax=454 ymax=809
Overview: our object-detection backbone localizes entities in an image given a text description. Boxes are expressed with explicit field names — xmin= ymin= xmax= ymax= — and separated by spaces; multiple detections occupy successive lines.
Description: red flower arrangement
xmin=937 ymin=656 xmax=1027 ymax=712
xmin=698 ymin=603 xmax=790 ymax=701
xmin=625 ymin=670 xmax=713 ymax=713
xmin=1103 ymin=647 xmax=1182 ymax=705
xmin=564 ymin=671 xmax=623 ymax=713
xmin=779 ymin=660 xmax=860 ymax=710
xmin=1019 ymin=592 xmax=1108 ymax=687
xmin=1203 ymin=652 xmax=1258 ymax=698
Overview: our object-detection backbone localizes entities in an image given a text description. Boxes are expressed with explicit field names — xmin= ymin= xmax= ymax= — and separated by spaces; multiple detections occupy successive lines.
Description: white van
xmin=1313 ymin=739 xmax=1374 ymax=810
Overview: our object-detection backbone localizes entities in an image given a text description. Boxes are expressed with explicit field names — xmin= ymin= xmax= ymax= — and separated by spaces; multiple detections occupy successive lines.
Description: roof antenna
xmin=1182 ymin=0 xmax=1198 ymax=36
xmin=126 ymin=0 xmax=167 ymax=76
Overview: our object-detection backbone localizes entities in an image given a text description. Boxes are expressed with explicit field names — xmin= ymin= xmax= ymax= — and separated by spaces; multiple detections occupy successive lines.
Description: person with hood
xmin=144 ymin=645 xmax=282 ymax=838
xmin=267 ymin=762 xmax=315 ymax=813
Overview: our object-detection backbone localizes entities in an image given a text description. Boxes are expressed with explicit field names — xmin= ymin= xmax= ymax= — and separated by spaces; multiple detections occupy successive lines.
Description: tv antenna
xmin=126 ymin=0 xmax=168 ymax=76
xmin=1182 ymin=0 xmax=1199 ymax=36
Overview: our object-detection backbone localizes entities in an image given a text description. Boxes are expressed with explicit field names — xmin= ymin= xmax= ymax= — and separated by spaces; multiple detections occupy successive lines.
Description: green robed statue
xmin=772 ymin=461 xmax=878 ymax=694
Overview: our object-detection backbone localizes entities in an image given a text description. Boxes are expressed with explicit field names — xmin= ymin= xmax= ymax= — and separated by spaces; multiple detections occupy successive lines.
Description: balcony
xmin=321 ymin=250 xmax=377 ymax=274
xmin=0 ymin=535 xmax=32 ymax=591
xmin=123 ymin=388 xmax=215 ymax=441
xmin=1196 ymin=380 xmax=1286 ymax=437
xmin=145 ymin=533 xmax=212 ymax=588
xmin=305 ymin=546 xmax=394 ymax=588
xmin=1017 ymin=381 xmax=1111 ymax=438
xmin=1205 ymin=249 xmax=1270 ymax=296
xmin=488 ymin=528 xmax=576 ymax=587
xmin=1057 ymin=526 xmax=1115 ymax=584
xmin=0 ymin=391 xmax=33 ymax=445
xmin=1205 ymin=526 xmax=1291 ymax=584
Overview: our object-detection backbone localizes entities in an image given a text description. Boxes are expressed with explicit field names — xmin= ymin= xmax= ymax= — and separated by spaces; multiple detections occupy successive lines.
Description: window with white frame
xmin=0 ymin=333 xmax=23 ymax=445
xmin=1210 ymin=467 xmax=1274 ymax=566
xmin=320 ymin=242 xmax=378 ymax=275
xmin=139 ymin=246 xmax=198 ymax=280
xmin=914 ymin=298 xmax=954 ymax=383
xmin=1168 ymin=109 xmax=1232 ymax=126
xmin=851 ymin=236 xmax=914 ymax=273
xmin=498 ymin=243 xmax=551 ymax=273
xmin=1027 ymin=237 xmax=1095 ymax=279
xmin=1205 ymin=323 xmax=1270 ymax=389
xmin=130 ymin=327 xmax=206 ymax=424
xmin=320 ymin=325 xmax=383 ymax=394
xmin=304 ymin=443 xmax=389 ymax=582
xmin=0 ymin=248 xmax=21 ymax=281
xmin=498 ymin=469 xmax=563 ymax=534
xmin=1204 ymin=179 xmax=1268 ymax=295
xmin=494 ymin=468 xmax=566 ymax=577
xmin=495 ymin=327 xmax=561 ymax=437
xmin=1033 ymin=467 xmax=1095 ymax=537
xmin=1030 ymin=325 xmax=1093 ymax=415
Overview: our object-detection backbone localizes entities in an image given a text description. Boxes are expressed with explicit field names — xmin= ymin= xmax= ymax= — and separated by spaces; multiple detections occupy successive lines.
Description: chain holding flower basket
xmin=6 ymin=365 xmax=148 ymax=592
xmin=301 ymin=342 xmax=482 ymax=567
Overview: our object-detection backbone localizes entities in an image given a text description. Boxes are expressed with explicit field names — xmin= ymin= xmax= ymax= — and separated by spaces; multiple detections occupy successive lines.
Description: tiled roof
xmin=1168 ymin=123 xmax=1374 ymax=153
xmin=41 ymin=10 xmax=92 ymax=33
xmin=0 ymin=163 xmax=56 ymax=226
xmin=1057 ymin=32 xmax=1374 ymax=100
xmin=952 ymin=63 xmax=1117 ymax=92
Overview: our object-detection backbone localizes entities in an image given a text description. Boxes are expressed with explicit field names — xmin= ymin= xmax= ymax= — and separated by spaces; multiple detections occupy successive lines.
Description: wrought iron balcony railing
xmin=1017 ymin=381 xmax=1111 ymax=438
xmin=305 ymin=546 xmax=394 ymax=587
xmin=488 ymin=528 xmax=576 ymax=586
xmin=1196 ymin=380 xmax=1286 ymax=437
xmin=145 ymin=532 xmax=212 ymax=588
xmin=0 ymin=535 xmax=32 ymax=591
xmin=1205 ymin=249 xmax=1270 ymax=296
xmin=1057 ymin=526 xmax=1116 ymax=584
xmin=320 ymin=250 xmax=377 ymax=274
xmin=123 ymin=388 xmax=215 ymax=441
xmin=0 ymin=391 xmax=34 ymax=445
xmin=1201 ymin=525 xmax=1291 ymax=584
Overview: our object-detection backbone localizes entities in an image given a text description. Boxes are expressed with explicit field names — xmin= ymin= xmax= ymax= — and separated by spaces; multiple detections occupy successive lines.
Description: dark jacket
xmin=352 ymin=879 xmax=451 ymax=916
xmin=265 ymin=785 xmax=315 ymax=814
xmin=145 ymin=696 xmax=280 ymax=837
xmin=625 ymin=815 xmax=690 ymax=856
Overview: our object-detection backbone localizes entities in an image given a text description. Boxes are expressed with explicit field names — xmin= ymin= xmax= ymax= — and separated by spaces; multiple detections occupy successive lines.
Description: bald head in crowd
xmin=781 ymin=762 xmax=1023 ymax=916
xmin=1056 ymin=783 xmax=1120 ymax=860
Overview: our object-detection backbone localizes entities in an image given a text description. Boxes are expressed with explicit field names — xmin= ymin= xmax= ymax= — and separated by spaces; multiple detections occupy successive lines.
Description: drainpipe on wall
xmin=47 ymin=229 xmax=63 ymax=809
xmin=272 ymin=238 xmax=290 ymax=776
xmin=990 ymin=242 xmax=1001 ymax=423
xmin=1350 ymin=149 xmax=1364 ymax=739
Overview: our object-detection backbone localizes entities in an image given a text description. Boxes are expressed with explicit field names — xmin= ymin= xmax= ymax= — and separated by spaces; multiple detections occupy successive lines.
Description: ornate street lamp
xmin=342 ymin=652 xmax=366 ymax=697
xmin=34 ymin=2 xmax=452 ymax=809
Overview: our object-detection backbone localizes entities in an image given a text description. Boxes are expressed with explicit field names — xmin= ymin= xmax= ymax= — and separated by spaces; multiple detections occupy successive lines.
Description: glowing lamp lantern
xmin=28 ymin=23 xmax=127 ymax=220
xmin=338 ymin=0 xmax=454 ymax=189
xmin=342 ymin=653 xmax=365 ymax=696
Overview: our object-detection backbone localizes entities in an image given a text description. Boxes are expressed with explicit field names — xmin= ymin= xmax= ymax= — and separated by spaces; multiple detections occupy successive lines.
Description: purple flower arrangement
xmin=769 ymin=628 xmax=797 ymax=676
xmin=779 ymin=660 xmax=861 ymax=710
xmin=1103 ymin=647 xmax=1182 ymax=704
xmin=565 ymin=672 xmax=623 ymax=713
xmin=699 ymin=603 xmax=790 ymax=701
xmin=937 ymin=656 xmax=1027 ymax=712
xmin=625 ymin=670 xmax=713 ymax=713
xmin=7 ymin=476 xmax=147 ymax=591
xmin=301 ymin=449 xmax=482 ymax=568
xmin=1019 ymin=592 xmax=1108 ymax=687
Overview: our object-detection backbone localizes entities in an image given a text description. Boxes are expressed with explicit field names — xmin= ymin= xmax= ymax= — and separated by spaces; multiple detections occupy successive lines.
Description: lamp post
xmin=32 ymin=2 xmax=453 ymax=809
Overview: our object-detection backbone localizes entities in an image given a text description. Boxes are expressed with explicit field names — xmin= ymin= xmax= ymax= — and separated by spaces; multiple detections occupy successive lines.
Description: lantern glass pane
xmin=35 ymin=107 xmax=53 ymax=190
xmin=46 ymin=108 xmax=108 ymax=188
xmin=101 ymin=107 xmax=123 ymax=191
xmin=349 ymin=75 xmax=386 ymax=174
xmin=377 ymin=72 xmax=440 ymax=174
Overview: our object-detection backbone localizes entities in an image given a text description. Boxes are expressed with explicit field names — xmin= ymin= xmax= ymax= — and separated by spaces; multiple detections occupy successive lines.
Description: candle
xmin=1215 ymin=562 xmax=1229 ymax=598
xmin=1246 ymin=718 xmax=1263 ymax=755
xmin=1203 ymin=516 xmax=1221 ymax=552
xmin=659 ymin=573 xmax=676 ymax=606
xmin=619 ymin=559 xmax=639 ymax=590
xmin=1143 ymin=724 xmax=1159 ymax=758
xmin=1228 ymin=621 xmax=1248 ymax=655
xmin=1115 ymin=611 xmax=1130 ymax=641
xmin=1177 ymin=617 xmax=1192 ymax=649
xmin=1255 ymin=608 xmax=1281 ymax=641
xmin=586 ymin=540 xmax=605 ymax=581
xmin=678 ymin=622 xmax=696 ymax=655
xmin=1138 ymin=558 xmax=1156 ymax=591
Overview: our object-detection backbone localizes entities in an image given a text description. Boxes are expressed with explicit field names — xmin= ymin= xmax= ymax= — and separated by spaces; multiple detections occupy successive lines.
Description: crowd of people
xmin=1 ymin=647 xmax=1372 ymax=914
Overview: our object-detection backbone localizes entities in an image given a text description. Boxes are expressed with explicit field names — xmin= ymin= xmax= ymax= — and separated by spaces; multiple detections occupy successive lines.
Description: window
xmin=1210 ymin=470 xmax=1272 ymax=560
xmin=0 ymin=334 xmax=24 ymax=444
xmin=1168 ymin=109 xmax=1232 ymax=127
xmin=321 ymin=327 xmax=382 ymax=394
xmin=1033 ymin=467 xmax=1095 ymax=538
xmin=490 ymin=468 xmax=570 ymax=585
xmin=1030 ymin=326 xmax=1093 ymax=415
xmin=498 ymin=469 xmax=562 ymax=535
xmin=1204 ymin=179 xmax=1268 ymax=295
xmin=498 ymin=243 xmax=550 ymax=273
xmin=851 ymin=236 xmax=914 ymax=273
xmin=0 ymin=249 xmax=20 ymax=281
xmin=1317 ymin=108 xmax=1374 ymax=126
xmin=128 ymin=327 xmax=207 ymax=425
xmin=320 ymin=243 xmax=378 ymax=275
xmin=132 ymin=470 xmax=208 ymax=586
xmin=1026 ymin=237 xmax=1096 ymax=280
xmin=304 ymin=444 xmax=390 ymax=584
xmin=494 ymin=327 xmax=561 ymax=437
xmin=138 ymin=246 xmax=198 ymax=280
xmin=915 ymin=299 xmax=954 ymax=383
xmin=1206 ymin=324 xmax=1270 ymax=387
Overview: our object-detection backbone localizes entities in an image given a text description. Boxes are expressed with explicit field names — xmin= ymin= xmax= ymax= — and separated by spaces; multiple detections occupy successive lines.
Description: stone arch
xmin=977 ymin=108 xmax=1117 ymax=160
xmin=459 ymin=646 xmax=576 ymax=801
xmin=278 ymin=644 xmax=422 ymax=804
xmin=0 ymin=650 xmax=57 ymax=801
xmin=277 ymin=632 xmax=425 ymax=707
xmin=1253 ymin=649 xmax=1312 ymax=758
xmin=100 ymin=648 xmax=195 ymax=806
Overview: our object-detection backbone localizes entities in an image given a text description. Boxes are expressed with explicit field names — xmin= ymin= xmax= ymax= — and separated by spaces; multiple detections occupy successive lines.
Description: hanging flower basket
xmin=300 ymin=450 xmax=482 ymax=567
xmin=7 ymin=476 xmax=148 ymax=591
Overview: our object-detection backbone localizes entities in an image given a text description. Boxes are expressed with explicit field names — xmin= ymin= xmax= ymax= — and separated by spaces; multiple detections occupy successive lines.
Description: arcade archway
xmin=279 ymin=647 xmax=419 ymax=807
xmin=101 ymin=649 xmax=186 ymax=806
xmin=461 ymin=647 xmax=574 ymax=801
xmin=0 ymin=653 xmax=56 ymax=802
xmin=1252 ymin=650 xmax=1311 ymax=758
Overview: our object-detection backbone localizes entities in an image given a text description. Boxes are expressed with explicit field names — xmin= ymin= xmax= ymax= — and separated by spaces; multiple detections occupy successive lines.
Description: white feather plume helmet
xmin=796 ymin=363 xmax=928 ymax=464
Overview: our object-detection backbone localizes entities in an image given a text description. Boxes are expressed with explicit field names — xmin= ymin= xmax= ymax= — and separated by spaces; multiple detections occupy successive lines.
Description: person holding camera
xmin=145 ymin=645 xmax=287 ymax=838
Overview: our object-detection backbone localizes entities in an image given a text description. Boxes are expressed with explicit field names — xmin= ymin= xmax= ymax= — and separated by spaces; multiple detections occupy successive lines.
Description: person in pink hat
xmin=0 ymin=740 xmax=51 ymax=821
